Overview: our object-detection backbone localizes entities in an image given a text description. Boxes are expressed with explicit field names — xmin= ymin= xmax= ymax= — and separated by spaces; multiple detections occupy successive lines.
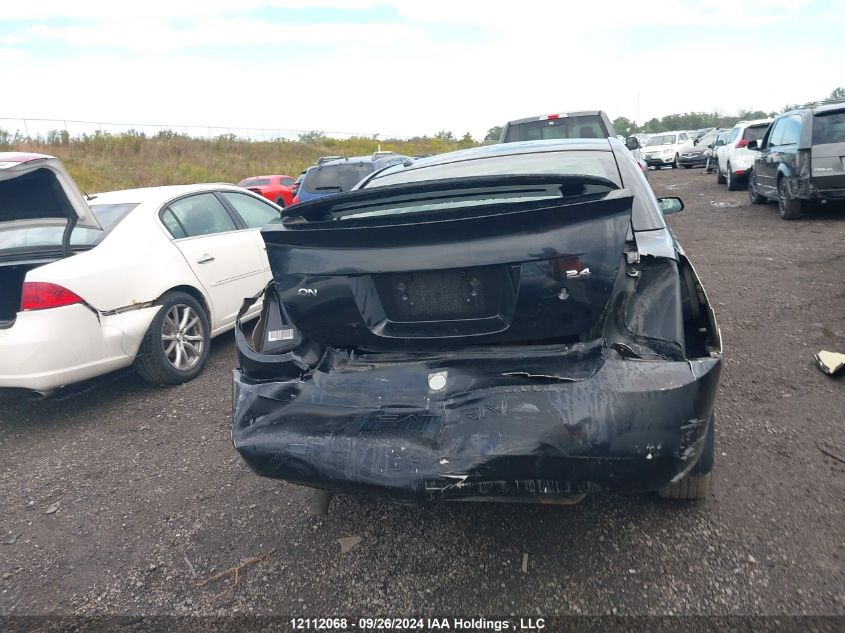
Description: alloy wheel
xmin=161 ymin=304 xmax=205 ymax=371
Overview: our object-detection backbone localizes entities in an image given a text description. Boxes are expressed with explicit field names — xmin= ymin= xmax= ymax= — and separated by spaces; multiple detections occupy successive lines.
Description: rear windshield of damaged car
xmin=366 ymin=151 xmax=622 ymax=190
xmin=332 ymin=183 xmax=619 ymax=221
xmin=302 ymin=164 xmax=374 ymax=193
xmin=812 ymin=112 xmax=845 ymax=145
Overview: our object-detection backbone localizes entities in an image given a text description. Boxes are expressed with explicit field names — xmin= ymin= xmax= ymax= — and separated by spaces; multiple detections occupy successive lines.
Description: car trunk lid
xmin=810 ymin=141 xmax=845 ymax=189
xmin=810 ymin=109 xmax=845 ymax=189
xmin=0 ymin=153 xmax=101 ymax=243
xmin=262 ymin=176 xmax=632 ymax=351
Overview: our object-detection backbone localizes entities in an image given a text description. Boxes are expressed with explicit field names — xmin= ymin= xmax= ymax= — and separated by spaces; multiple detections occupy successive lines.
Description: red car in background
xmin=237 ymin=175 xmax=296 ymax=207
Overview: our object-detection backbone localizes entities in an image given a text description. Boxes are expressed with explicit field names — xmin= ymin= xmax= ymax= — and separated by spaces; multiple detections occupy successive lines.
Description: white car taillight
xmin=20 ymin=282 xmax=84 ymax=311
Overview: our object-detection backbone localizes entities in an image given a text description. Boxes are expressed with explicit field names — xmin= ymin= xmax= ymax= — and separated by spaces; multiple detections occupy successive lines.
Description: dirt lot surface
xmin=1 ymin=167 xmax=844 ymax=623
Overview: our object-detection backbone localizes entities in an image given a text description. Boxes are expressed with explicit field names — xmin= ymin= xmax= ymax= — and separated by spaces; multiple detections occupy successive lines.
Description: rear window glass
xmin=221 ymin=192 xmax=282 ymax=229
xmin=743 ymin=125 xmax=769 ymax=142
xmin=0 ymin=203 xmax=138 ymax=251
xmin=335 ymin=182 xmax=618 ymax=222
xmin=302 ymin=163 xmax=374 ymax=193
xmin=812 ymin=111 xmax=845 ymax=145
xmin=503 ymin=116 xmax=607 ymax=142
xmin=366 ymin=150 xmax=622 ymax=189
xmin=697 ymin=132 xmax=716 ymax=146
xmin=164 ymin=193 xmax=237 ymax=237
xmin=238 ymin=178 xmax=270 ymax=187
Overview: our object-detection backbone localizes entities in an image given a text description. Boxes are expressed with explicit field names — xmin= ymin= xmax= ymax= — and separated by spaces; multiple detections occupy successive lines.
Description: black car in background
xmin=231 ymin=139 xmax=722 ymax=510
xmin=704 ymin=129 xmax=732 ymax=174
xmin=295 ymin=152 xmax=410 ymax=204
xmin=679 ymin=128 xmax=728 ymax=168
xmin=748 ymin=102 xmax=845 ymax=219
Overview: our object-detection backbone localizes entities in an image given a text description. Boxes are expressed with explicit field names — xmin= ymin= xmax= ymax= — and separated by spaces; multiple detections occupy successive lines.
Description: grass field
xmin=6 ymin=131 xmax=479 ymax=193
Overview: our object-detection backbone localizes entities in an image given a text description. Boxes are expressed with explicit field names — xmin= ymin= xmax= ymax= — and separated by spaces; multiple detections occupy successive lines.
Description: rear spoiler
xmin=264 ymin=189 xmax=634 ymax=276
xmin=280 ymin=174 xmax=621 ymax=224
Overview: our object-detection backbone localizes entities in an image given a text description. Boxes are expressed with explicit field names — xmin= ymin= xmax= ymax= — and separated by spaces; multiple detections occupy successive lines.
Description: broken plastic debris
xmin=337 ymin=536 xmax=361 ymax=553
xmin=814 ymin=350 xmax=845 ymax=376
xmin=709 ymin=200 xmax=741 ymax=208
xmin=817 ymin=442 xmax=845 ymax=465
xmin=3 ymin=533 xmax=21 ymax=545
xmin=44 ymin=502 xmax=60 ymax=515
xmin=521 ymin=553 xmax=528 ymax=574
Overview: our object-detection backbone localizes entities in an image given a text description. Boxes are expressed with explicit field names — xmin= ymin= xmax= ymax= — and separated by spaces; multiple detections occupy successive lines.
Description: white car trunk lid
xmin=0 ymin=153 xmax=101 ymax=233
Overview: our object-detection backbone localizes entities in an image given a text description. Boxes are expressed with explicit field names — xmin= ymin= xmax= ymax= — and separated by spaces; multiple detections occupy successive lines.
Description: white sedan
xmin=0 ymin=152 xmax=281 ymax=392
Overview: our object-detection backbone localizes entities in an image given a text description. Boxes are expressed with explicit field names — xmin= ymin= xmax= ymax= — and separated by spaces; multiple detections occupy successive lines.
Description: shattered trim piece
xmin=814 ymin=350 xmax=845 ymax=376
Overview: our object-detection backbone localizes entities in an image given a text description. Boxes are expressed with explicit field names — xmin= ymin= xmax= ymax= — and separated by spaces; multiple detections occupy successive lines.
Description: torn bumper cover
xmin=232 ymin=344 xmax=720 ymax=502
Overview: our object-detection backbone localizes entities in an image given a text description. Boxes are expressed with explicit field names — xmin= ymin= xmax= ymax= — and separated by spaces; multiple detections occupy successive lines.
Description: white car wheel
xmin=135 ymin=291 xmax=211 ymax=385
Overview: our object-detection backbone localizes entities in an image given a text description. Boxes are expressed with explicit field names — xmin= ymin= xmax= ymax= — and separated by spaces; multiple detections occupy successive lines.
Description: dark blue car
xmin=295 ymin=151 xmax=410 ymax=204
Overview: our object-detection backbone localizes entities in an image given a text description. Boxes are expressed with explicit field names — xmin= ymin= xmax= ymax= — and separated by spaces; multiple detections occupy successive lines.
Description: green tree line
xmin=612 ymin=86 xmax=845 ymax=137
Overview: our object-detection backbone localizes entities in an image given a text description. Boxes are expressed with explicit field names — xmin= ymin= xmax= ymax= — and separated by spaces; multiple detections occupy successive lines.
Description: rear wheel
xmin=778 ymin=177 xmax=804 ymax=220
xmin=135 ymin=291 xmax=211 ymax=385
xmin=716 ymin=163 xmax=726 ymax=184
xmin=726 ymin=163 xmax=739 ymax=191
xmin=275 ymin=196 xmax=286 ymax=208
xmin=658 ymin=413 xmax=715 ymax=501
xmin=748 ymin=171 xmax=766 ymax=204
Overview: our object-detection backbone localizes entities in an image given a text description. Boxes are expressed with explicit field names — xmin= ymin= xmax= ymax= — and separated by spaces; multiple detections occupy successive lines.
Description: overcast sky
xmin=2 ymin=0 xmax=843 ymax=139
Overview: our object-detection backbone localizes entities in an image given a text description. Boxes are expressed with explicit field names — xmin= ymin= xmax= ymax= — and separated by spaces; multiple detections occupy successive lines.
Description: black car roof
xmin=811 ymin=102 xmax=845 ymax=114
xmin=783 ymin=102 xmax=845 ymax=116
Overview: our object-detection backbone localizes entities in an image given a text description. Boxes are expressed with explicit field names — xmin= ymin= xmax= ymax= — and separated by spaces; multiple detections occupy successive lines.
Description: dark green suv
xmin=748 ymin=102 xmax=845 ymax=219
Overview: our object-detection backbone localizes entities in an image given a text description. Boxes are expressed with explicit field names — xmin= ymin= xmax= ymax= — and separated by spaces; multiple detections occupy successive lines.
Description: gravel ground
xmin=1 ymin=167 xmax=844 ymax=623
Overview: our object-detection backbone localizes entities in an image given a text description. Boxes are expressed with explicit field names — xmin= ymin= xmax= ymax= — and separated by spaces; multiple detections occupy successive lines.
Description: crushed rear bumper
xmin=232 ymin=347 xmax=721 ymax=502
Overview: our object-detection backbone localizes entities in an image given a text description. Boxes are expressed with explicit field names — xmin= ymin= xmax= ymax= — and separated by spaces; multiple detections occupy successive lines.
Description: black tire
xmin=658 ymin=413 xmax=716 ymax=500
xmin=748 ymin=171 xmax=766 ymax=204
xmin=275 ymin=196 xmax=286 ymax=208
xmin=135 ymin=291 xmax=211 ymax=386
xmin=726 ymin=163 xmax=739 ymax=191
xmin=716 ymin=163 xmax=726 ymax=184
xmin=671 ymin=154 xmax=679 ymax=169
xmin=778 ymin=177 xmax=804 ymax=220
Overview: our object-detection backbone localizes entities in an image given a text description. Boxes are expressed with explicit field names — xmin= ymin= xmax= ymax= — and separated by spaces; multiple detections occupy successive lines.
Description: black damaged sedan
xmin=232 ymin=138 xmax=722 ymax=508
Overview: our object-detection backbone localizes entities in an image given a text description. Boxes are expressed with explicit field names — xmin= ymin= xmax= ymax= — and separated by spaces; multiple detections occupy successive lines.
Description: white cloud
xmin=0 ymin=47 xmax=28 ymax=60
xmin=24 ymin=19 xmax=427 ymax=52
xmin=1 ymin=0 xmax=842 ymax=139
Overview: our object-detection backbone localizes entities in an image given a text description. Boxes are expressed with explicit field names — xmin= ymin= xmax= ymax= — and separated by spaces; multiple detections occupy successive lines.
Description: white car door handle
xmin=196 ymin=253 xmax=215 ymax=264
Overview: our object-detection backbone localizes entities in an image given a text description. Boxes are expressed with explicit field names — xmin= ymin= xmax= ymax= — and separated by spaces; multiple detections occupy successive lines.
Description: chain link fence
xmin=0 ymin=117 xmax=409 ymax=143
